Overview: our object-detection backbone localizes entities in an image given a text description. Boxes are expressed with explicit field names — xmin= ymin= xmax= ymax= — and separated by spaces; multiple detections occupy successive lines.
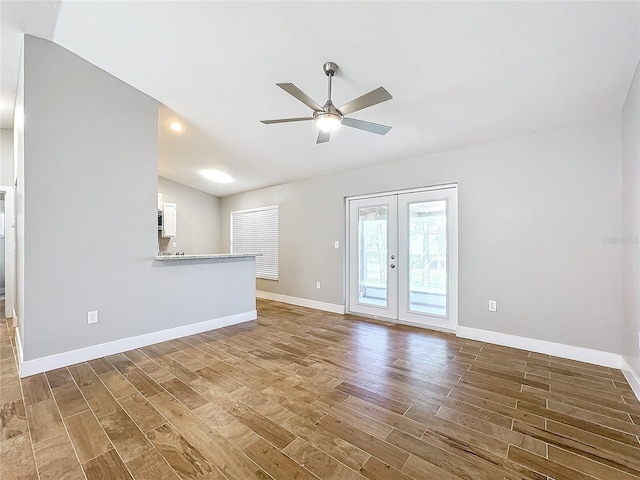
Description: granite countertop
xmin=154 ymin=253 xmax=259 ymax=261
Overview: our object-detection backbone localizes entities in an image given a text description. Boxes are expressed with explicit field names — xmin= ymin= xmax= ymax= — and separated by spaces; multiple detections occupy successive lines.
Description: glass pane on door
xmin=408 ymin=200 xmax=447 ymax=316
xmin=358 ymin=205 xmax=388 ymax=307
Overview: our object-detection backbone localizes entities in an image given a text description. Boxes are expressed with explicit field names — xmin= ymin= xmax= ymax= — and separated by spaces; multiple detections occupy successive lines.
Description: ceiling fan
xmin=261 ymin=62 xmax=393 ymax=144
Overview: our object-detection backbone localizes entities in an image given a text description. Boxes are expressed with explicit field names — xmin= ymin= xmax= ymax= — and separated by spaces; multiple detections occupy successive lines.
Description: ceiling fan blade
xmin=277 ymin=83 xmax=323 ymax=112
xmin=342 ymin=117 xmax=392 ymax=135
xmin=261 ymin=117 xmax=313 ymax=124
xmin=338 ymin=87 xmax=392 ymax=116
xmin=316 ymin=130 xmax=330 ymax=144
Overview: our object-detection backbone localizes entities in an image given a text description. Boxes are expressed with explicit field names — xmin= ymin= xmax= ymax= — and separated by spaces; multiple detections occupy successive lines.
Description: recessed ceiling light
xmin=169 ymin=122 xmax=183 ymax=132
xmin=201 ymin=169 xmax=233 ymax=183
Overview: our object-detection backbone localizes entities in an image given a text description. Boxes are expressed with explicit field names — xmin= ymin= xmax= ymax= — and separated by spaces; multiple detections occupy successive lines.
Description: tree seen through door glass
xmin=358 ymin=206 xmax=388 ymax=307
xmin=409 ymin=200 xmax=447 ymax=316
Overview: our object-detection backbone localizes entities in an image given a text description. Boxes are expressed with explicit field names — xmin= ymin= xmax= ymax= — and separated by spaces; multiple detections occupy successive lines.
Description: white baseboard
xmin=256 ymin=291 xmax=345 ymax=314
xmin=621 ymin=356 xmax=640 ymax=402
xmin=456 ymin=326 xmax=621 ymax=369
xmin=18 ymin=310 xmax=256 ymax=378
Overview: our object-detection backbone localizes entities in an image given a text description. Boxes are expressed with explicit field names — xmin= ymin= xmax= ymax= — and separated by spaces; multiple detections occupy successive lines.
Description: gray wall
xmin=221 ymin=115 xmax=623 ymax=354
xmin=622 ymin=61 xmax=640 ymax=377
xmin=19 ymin=36 xmax=254 ymax=362
xmin=0 ymin=129 xmax=14 ymax=187
xmin=158 ymin=176 xmax=220 ymax=254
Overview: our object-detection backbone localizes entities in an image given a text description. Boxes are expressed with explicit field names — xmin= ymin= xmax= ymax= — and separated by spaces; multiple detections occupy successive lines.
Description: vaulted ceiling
xmin=2 ymin=1 xmax=639 ymax=196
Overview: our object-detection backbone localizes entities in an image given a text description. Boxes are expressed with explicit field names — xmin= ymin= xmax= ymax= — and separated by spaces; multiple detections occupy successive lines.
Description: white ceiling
xmin=2 ymin=1 xmax=639 ymax=197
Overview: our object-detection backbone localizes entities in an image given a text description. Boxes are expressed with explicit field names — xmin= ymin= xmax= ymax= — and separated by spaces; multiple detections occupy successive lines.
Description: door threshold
xmin=346 ymin=310 xmax=456 ymax=334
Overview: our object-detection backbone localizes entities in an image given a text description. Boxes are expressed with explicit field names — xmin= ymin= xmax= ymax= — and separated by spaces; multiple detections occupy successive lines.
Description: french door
xmin=347 ymin=186 xmax=458 ymax=332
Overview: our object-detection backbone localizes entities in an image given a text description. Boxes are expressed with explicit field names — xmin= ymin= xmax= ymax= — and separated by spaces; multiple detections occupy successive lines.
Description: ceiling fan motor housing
xmin=323 ymin=62 xmax=339 ymax=77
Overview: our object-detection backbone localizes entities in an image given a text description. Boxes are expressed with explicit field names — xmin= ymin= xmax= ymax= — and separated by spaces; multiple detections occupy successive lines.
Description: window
xmin=231 ymin=205 xmax=278 ymax=280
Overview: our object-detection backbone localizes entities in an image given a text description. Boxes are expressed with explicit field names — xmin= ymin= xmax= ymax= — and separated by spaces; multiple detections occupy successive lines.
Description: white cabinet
xmin=161 ymin=202 xmax=177 ymax=238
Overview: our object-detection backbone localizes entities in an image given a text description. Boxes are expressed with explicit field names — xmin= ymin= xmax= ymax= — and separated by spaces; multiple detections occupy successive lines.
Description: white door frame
xmin=345 ymin=183 xmax=458 ymax=332
xmin=0 ymin=186 xmax=15 ymax=319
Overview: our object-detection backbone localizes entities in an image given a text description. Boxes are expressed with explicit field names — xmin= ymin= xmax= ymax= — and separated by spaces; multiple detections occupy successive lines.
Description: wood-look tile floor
xmin=1 ymin=299 xmax=640 ymax=480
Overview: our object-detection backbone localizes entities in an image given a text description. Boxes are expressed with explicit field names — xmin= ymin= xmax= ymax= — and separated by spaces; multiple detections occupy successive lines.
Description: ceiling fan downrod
xmin=323 ymin=62 xmax=339 ymax=104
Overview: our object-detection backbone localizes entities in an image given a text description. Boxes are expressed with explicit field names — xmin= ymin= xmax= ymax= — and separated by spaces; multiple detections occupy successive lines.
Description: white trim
xmin=456 ymin=326 xmax=621 ymax=369
xmin=18 ymin=310 xmax=256 ymax=378
xmin=0 ymin=185 xmax=15 ymax=320
xmin=230 ymin=204 xmax=278 ymax=215
xmin=346 ymin=183 xmax=459 ymax=202
xmin=15 ymin=325 xmax=23 ymax=365
xmin=621 ymin=356 xmax=640 ymax=402
xmin=343 ymin=196 xmax=350 ymax=317
xmin=256 ymin=290 xmax=345 ymax=315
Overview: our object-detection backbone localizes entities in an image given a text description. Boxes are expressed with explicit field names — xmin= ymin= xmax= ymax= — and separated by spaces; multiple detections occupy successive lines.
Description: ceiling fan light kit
xmin=262 ymin=61 xmax=392 ymax=144
xmin=314 ymin=112 xmax=342 ymax=132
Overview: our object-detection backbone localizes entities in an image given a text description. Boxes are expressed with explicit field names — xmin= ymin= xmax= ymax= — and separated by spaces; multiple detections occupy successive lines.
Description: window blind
xmin=231 ymin=205 xmax=278 ymax=280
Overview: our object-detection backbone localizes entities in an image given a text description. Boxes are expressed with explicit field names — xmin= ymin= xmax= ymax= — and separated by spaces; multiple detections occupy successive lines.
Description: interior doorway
xmin=347 ymin=185 xmax=458 ymax=332
xmin=0 ymin=192 xmax=5 ymax=297
xmin=0 ymin=187 xmax=15 ymax=320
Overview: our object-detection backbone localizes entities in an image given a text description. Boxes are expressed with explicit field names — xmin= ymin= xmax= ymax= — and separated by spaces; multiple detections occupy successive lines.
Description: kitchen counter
xmin=154 ymin=253 xmax=259 ymax=261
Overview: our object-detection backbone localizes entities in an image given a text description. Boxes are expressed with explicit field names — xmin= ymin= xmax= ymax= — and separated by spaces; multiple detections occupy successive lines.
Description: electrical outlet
xmin=488 ymin=300 xmax=497 ymax=312
xmin=172 ymin=241 xmax=177 ymax=247
xmin=316 ymin=281 xmax=321 ymax=289
xmin=334 ymin=241 xmax=339 ymax=249
xmin=87 ymin=310 xmax=99 ymax=324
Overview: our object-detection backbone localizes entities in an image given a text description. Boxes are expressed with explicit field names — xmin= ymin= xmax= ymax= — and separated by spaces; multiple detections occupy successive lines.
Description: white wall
xmin=621 ymin=61 xmax=640 ymax=379
xmin=158 ymin=176 xmax=221 ymax=254
xmin=19 ymin=36 xmax=255 ymax=363
xmin=0 ymin=129 xmax=14 ymax=187
xmin=221 ymin=115 xmax=623 ymax=354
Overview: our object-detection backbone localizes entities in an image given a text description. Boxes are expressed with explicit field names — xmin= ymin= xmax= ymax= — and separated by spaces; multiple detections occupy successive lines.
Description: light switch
xmin=87 ymin=310 xmax=98 ymax=324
